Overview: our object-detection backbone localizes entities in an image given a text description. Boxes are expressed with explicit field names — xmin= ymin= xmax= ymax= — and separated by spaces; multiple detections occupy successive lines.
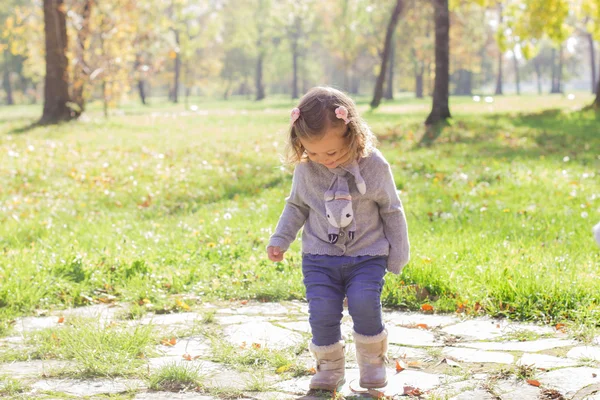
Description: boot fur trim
xmin=309 ymin=340 xmax=345 ymax=354
xmin=352 ymin=328 xmax=388 ymax=344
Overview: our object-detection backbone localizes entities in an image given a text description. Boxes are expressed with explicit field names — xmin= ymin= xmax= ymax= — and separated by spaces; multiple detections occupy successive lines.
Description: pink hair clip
xmin=290 ymin=107 xmax=300 ymax=124
xmin=335 ymin=106 xmax=351 ymax=125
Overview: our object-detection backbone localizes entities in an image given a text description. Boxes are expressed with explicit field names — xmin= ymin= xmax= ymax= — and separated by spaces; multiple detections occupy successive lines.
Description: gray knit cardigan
xmin=269 ymin=149 xmax=410 ymax=274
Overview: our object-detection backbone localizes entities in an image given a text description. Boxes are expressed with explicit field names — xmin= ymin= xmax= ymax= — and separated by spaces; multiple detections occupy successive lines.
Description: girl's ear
xmin=324 ymin=190 xmax=334 ymax=201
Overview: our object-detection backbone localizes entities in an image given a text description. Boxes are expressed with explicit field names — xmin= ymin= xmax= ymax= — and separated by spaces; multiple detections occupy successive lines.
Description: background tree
xmin=41 ymin=0 xmax=72 ymax=124
xmin=370 ymin=0 xmax=405 ymax=109
xmin=425 ymin=0 xmax=451 ymax=126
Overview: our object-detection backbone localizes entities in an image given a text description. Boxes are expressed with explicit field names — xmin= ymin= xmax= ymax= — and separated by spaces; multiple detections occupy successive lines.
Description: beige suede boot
xmin=308 ymin=340 xmax=346 ymax=391
xmin=353 ymin=329 xmax=388 ymax=388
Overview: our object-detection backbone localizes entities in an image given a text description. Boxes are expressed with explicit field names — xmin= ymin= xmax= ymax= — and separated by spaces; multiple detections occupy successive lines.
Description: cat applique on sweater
xmin=324 ymin=160 xmax=366 ymax=244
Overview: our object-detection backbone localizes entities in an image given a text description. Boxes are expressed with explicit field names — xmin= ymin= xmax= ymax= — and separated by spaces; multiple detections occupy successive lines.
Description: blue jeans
xmin=302 ymin=254 xmax=387 ymax=347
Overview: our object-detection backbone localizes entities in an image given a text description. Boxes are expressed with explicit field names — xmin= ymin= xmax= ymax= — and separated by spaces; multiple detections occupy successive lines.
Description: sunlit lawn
xmin=1 ymin=92 xmax=599 ymax=334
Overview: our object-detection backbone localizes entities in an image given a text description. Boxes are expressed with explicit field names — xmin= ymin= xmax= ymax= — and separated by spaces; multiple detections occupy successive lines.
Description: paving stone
xmin=385 ymin=311 xmax=460 ymax=328
xmin=568 ymin=346 xmax=600 ymax=362
xmin=456 ymin=338 xmax=576 ymax=352
xmin=388 ymin=344 xmax=431 ymax=360
xmin=428 ymin=379 xmax=480 ymax=398
xmin=387 ymin=325 xmax=443 ymax=347
xmin=384 ymin=369 xmax=446 ymax=394
xmin=32 ymin=378 xmax=145 ymax=396
xmin=147 ymin=357 xmax=222 ymax=374
xmin=442 ymin=319 xmax=511 ymax=340
xmin=156 ymin=335 xmax=211 ymax=358
xmin=13 ymin=316 xmax=61 ymax=333
xmin=442 ymin=347 xmax=514 ymax=364
xmin=0 ymin=360 xmax=72 ymax=378
xmin=538 ymin=367 xmax=600 ymax=397
xmin=450 ymin=389 xmax=497 ymax=399
xmin=247 ymin=392 xmax=298 ymax=400
xmin=215 ymin=315 xmax=270 ymax=325
xmin=136 ymin=312 xmax=203 ymax=326
xmin=507 ymin=322 xmax=556 ymax=336
xmin=278 ymin=320 xmax=311 ymax=334
xmin=223 ymin=322 xmax=304 ymax=350
xmin=207 ymin=368 xmax=269 ymax=390
xmin=276 ymin=367 xmax=447 ymax=397
xmin=495 ymin=378 xmax=541 ymax=400
xmin=134 ymin=394 xmax=218 ymax=400
xmin=517 ymin=353 xmax=579 ymax=369
xmin=236 ymin=303 xmax=293 ymax=315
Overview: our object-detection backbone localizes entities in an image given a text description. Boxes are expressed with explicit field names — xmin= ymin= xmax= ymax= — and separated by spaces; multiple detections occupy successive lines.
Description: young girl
xmin=267 ymin=87 xmax=410 ymax=391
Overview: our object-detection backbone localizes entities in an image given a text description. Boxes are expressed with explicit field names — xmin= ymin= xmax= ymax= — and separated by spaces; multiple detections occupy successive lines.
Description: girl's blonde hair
xmin=284 ymin=86 xmax=377 ymax=166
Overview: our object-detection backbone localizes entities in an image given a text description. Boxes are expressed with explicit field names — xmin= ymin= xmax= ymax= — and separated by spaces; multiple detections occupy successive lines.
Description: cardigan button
xmin=339 ymin=232 xmax=345 ymax=238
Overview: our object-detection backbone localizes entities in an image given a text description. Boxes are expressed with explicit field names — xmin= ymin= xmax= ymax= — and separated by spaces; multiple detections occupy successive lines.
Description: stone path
xmin=1 ymin=301 xmax=599 ymax=399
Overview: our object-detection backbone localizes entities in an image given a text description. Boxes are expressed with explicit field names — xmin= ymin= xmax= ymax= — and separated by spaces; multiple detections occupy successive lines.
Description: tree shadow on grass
xmin=5 ymin=122 xmax=40 ymax=135
xmin=407 ymin=108 xmax=600 ymax=164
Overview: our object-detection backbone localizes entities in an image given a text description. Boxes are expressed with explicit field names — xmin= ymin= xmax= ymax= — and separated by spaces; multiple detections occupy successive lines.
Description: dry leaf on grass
xmin=395 ymin=359 xmax=406 ymax=372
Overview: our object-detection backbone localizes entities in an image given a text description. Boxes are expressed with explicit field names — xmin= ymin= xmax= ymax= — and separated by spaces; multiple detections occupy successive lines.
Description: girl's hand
xmin=267 ymin=246 xmax=285 ymax=262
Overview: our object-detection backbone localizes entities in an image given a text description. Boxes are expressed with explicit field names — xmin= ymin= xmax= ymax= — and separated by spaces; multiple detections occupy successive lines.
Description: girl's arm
xmin=375 ymin=162 xmax=410 ymax=274
xmin=268 ymin=168 xmax=309 ymax=252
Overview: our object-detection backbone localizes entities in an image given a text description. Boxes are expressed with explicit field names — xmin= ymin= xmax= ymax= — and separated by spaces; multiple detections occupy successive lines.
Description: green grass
xmin=208 ymin=333 xmax=309 ymax=377
xmin=25 ymin=317 xmax=157 ymax=377
xmin=0 ymin=375 xmax=28 ymax=396
xmin=0 ymin=92 xmax=599 ymax=331
xmin=147 ymin=363 xmax=204 ymax=392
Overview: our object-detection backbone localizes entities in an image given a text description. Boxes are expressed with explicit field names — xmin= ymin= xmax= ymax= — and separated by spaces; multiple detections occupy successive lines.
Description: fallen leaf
xmin=175 ymin=298 xmax=190 ymax=311
xmin=593 ymin=373 xmax=597 ymax=378
xmin=57 ymin=316 xmax=65 ymax=324
xmin=276 ymin=364 xmax=291 ymax=374
xmin=555 ymin=323 xmax=566 ymax=332
xmin=240 ymin=300 xmax=249 ymax=305
xmin=395 ymin=359 xmax=406 ymax=372
xmin=403 ymin=386 xmax=423 ymax=395
xmin=161 ymin=337 xmax=177 ymax=346
xmin=527 ymin=379 xmax=541 ymax=387
xmin=421 ymin=304 xmax=434 ymax=312
xmin=252 ymin=343 xmax=261 ymax=349
xmin=308 ymin=367 xmax=316 ymax=375
xmin=416 ymin=323 xmax=429 ymax=330
xmin=182 ymin=353 xmax=192 ymax=361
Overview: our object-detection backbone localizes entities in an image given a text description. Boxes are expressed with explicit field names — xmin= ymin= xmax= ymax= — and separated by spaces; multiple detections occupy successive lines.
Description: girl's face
xmin=300 ymin=124 xmax=351 ymax=169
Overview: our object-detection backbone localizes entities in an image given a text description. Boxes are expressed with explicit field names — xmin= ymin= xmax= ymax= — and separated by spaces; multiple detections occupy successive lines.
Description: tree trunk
xmin=255 ymin=52 xmax=265 ymax=100
xmin=494 ymin=4 xmax=503 ymax=95
xmin=551 ymin=46 xmax=563 ymax=93
xmin=588 ymin=34 xmax=596 ymax=94
xmin=384 ymin=34 xmax=396 ymax=100
xmin=2 ymin=54 xmax=13 ymax=105
xmin=534 ymin=58 xmax=542 ymax=95
xmin=557 ymin=45 xmax=563 ymax=93
xmin=102 ymin=79 xmax=108 ymax=118
xmin=415 ymin=72 xmax=424 ymax=98
xmin=138 ymin=79 xmax=146 ymax=105
xmin=291 ymin=43 xmax=299 ymax=99
xmin=173 ymin=30 xmax=180 ymax=103
xmin=425 ymin=0 xmax=451 ymax=126
xmin=593 ymin=54 xmax=600 ymax=108
xmin=41 ymin=0 xmax=72 ymax=124
xmin=453 ymin=69 xmax=472 ymax=96
xmin=550 ymin=48 xmax=558 ymax=93
xmin=370 ymin=0 xmax=404 ymax=109
xmin=512 ymin=48 xmax=520 ymax=95
xmin=71 ymin=0 xmax=93 ymax=116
